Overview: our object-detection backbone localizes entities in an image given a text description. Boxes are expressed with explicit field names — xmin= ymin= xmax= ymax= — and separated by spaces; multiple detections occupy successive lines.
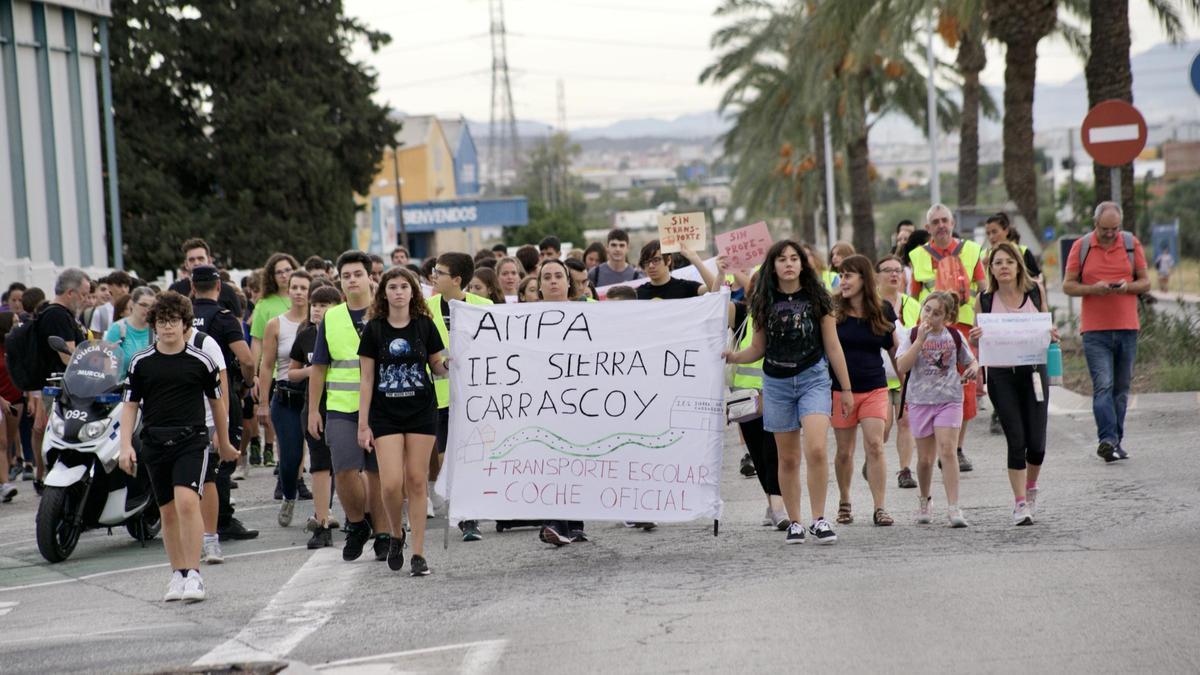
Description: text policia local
xmin=463 ymin=308 xmax=701 ymax=423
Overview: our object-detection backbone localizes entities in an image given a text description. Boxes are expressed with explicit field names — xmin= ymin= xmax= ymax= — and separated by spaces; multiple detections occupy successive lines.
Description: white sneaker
xmin=761 ymin=506 xmax=773 ymax=527
xmin=771 ymin=510 xmax=791 ymax=531
xmin=947 ymin=505 xmax=969 ymax=528
xmin=0 ymin=483 xmax=17 ymax=503
xmin=1012 ymin=502 xmax=1033 ymax=526
xmin=426 ymin=497 xmax=435 ymax=518
xmin=915 ymin=495 xmax=932 ymax=524
xmin=201 ymin=538 xmax=224 ymax=564
xmin=181 ymin=572 xmax=206 ymax=602
xmin=278 ymin=499 xmax=295 ymax=527
xmin=164 ymin=570 xmax=185 ymax=601
xmin=1027 ymin=487 xmax=1039 ymax=516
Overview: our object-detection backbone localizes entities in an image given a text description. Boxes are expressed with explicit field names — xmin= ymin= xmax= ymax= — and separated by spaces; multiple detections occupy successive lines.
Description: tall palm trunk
xmin=956 ymin=27 xmax=986 ymax=212
xmin=1085 ymin=0 xmax=1135 ymax=232
xmin=845 ymin=134 xmax=876 ymax=258
xmin=988 ymin=0 xmax=1057 ymax=231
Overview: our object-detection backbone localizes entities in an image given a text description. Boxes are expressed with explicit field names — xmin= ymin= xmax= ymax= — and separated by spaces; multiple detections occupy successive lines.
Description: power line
xmin=517 ymin=67 xmax=707 ymax=86
xmin=507 ymin=31 xmax=709 ymax=52
xmin=514 ymin=0 xmax=713 ymax=17
xmin=374 ymin=32 xmax=488 ymax=54
xmin=378 ymin=69 xmax=490 ymax=90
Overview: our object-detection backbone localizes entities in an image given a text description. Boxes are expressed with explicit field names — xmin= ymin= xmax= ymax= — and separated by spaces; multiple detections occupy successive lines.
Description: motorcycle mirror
xmin=48 ymin=336 xmax=71 ymax=355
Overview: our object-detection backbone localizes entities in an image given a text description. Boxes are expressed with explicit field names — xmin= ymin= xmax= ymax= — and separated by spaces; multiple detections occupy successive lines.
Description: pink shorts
xmin=906 ymin=401 xmax=963 ymax=439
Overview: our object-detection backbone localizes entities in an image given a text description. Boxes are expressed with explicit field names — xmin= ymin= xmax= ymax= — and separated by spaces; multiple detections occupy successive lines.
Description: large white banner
xmin=439 ymin=292 xmax=729 ymax=524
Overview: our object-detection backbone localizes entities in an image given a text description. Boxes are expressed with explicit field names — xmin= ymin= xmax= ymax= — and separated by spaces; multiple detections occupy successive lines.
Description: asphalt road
xmin=1 ymin=387 xmax=1198 ymax=674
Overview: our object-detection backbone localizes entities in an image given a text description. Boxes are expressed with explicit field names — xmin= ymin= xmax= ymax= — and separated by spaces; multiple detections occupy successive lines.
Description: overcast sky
xmin=345 ymin=0 xmax=1199 ymax=129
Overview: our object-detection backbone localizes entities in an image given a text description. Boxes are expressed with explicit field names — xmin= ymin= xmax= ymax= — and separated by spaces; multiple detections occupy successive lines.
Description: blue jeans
xmin=1081 ymin=330 xmax=1138 ymax=447
xmin=270 ymin=397 xmax=305 ymax=500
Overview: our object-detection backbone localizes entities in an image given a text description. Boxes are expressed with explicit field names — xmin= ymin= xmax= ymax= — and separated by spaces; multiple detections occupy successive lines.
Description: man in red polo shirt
xmin=907 ymin=204 xmax=986 ymax=472
xmin=1063 ymin=201 xmax=1150 ymax=463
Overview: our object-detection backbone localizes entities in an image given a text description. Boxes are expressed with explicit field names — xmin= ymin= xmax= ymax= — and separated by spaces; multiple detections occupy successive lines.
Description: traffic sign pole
xmin=1111 ymin=166 xmax=1120 ymax=203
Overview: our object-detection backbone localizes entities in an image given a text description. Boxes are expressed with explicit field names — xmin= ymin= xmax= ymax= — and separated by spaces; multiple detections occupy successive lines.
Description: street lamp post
xmin=391 ymin=144 xmax=409 ymax=250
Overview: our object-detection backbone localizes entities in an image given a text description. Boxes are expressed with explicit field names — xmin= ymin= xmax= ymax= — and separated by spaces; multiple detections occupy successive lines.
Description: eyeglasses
xmin=136 ymin=302 xmax=154 ymax=310
xmin=154 ymin=318 xmax=182 ymax=328
xmin=431 ymin=269 xmax=450 ymax=278
xmin=878 ymin=267 xmax=903 ymax=275
xmin=642 ymin=256 xmax=666 ymax=266
xmin=274 ymin=268 xmax=294 ymax=277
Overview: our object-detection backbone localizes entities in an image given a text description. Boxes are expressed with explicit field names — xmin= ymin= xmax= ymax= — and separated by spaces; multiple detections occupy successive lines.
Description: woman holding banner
xmin=356 ymin=267 xmax=447 ymax=576
xmin=969 ymin=242 xmax=1055 ymax=527
xmin=535 ymin=259 xmax=591 ymax=546
xmin=725 ymin=240 xmax=854 ymax=545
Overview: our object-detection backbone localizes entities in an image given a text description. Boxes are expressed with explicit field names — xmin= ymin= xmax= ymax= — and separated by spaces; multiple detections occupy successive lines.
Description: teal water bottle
xmin=1046 ymin=342 xmax=1063 ymax=386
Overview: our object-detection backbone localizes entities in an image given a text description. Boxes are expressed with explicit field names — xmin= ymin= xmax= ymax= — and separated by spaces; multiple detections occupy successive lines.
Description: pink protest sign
xmin=715 ymin=221 xmax=772 ymax=272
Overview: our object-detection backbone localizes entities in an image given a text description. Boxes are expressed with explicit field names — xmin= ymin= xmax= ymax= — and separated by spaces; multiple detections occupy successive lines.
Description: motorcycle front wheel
xmin=126 ymin=501 xmax=161 ymax=541
xmin=36 ymin=485 xmax=84 ymax=563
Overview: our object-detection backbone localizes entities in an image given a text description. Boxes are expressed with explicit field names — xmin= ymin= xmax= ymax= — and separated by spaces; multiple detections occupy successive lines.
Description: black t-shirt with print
xmin=290 ymin=324 xmax=326 ymax=414
xmin=357 ymin=315 xmax=445 ymax=431
xmin=636 ymin=277 xmax=702 ymax=300
xmin=762 ymin=289 xmax=828 ymax=378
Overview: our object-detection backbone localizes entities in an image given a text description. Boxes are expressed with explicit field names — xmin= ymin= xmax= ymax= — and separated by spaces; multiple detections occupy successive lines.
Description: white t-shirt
xmin=89 ymin=303 xmax=114 ymax=333
xmin=190 ymin=331 xmax=227 ymax=431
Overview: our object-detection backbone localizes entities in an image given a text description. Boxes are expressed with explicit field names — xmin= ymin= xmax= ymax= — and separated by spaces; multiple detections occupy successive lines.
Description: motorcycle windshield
xmin=63 ymin=340 xmax=123 ymax=399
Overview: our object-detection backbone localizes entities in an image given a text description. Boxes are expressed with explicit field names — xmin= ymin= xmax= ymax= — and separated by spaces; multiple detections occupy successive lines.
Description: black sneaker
xmin=217 ymin=517 xmax=260 ymax=541
xmin=373 ymin=533 xmax=391 ymax=561
xmin=249 ymin=439 xmax=262 ymax=466
xmin=33 ymin=480 xmax=44 ymax=496
xmin=228 ymin=480 xmax=239 ymax=490
xmin=567 ymin=528 xmax=589 ymax=542
xmin=307 ymin=526 xmax=332 ymax=549
xmin=1097 ymin=441 xmax=1119 ymax=463
xmin=539 ymin=524 xmax=571 ymax=547
xmin=990 ymin=411 xmax=1002 ymax=435
xmin=785 ymin=521 xmax=805 ymax=544
xmin=273 ymin=478 xmax=283 ymax=501
xmin=342 ymin=520 xmax=371 ymax=561
xmin=297 ymin=478 xmax=313 ymax=500
xmin=386 ymin=532 xmax=406 ymax=571
xmin=1115 ymin=444 xmax=1129 ymax=460
xmin=808 ymin=518 xmax=838 ymax=545
xmin=460 ymin=520 xmax=483 ymax=542
xmin=897 ymin=467 xmax=918 ymax=489
xmin=263 ymin=445 xmax=276 ymax=467
xmin=739 ymin=452 xmax=756 ymax=477
xmin=956 ymin=448 xmax=973 ymax=472
xmin=409 ymin=554 xmax=431 ymax=577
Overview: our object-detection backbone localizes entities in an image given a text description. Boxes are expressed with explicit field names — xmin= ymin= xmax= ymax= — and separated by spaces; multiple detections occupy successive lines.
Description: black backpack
xmin=5 ymin=314 xmax=46 ymax=391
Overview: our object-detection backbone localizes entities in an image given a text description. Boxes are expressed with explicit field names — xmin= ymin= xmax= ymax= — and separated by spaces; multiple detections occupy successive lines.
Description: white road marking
xmin=193 ymin=547 xmax=364 ymax=665
xmin=1088 ymin=124 xmax=1140 ymax=144
xmin=0 ymin=600 xmax=17 ymax=616
xmin=0 ymin=545 xmax=307 ymax=594
xmin=314 ymin=640 xmax=509 ymax=674
xmin=4 ymin=622 xmax=195 ymax=647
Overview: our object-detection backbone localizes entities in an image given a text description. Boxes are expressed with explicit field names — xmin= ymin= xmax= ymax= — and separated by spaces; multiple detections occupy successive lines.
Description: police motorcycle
xmin=35 ymin=337 xmax=160 ymax=562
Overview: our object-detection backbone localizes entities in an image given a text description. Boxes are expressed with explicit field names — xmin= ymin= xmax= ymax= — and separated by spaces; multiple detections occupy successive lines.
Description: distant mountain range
xmin=468 ymin=40 xmax=1199 ymax=143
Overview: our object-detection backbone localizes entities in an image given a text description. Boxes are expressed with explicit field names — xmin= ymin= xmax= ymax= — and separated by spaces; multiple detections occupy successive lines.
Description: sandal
xmin=837 ymin=502 xmax=853 ymax=524
xmin=873 ymin=508 xmax=894 ymax=526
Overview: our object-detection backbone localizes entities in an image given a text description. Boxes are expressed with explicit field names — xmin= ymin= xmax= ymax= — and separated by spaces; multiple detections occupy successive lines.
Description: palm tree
xmin=986 ymin=0 xmax=1058 ymax=230
xmin=1083 ymin=0 xmax=1200 ymax=233
xmin=953 ymin=16 xmax=987 ymax=210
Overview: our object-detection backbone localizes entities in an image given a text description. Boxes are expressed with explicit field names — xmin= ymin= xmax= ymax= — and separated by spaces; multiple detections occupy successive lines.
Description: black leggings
xmin=737 ymin=416 xmax=781 ymax=497
xmin=986 ymin=365 xmax=1049 ymax=470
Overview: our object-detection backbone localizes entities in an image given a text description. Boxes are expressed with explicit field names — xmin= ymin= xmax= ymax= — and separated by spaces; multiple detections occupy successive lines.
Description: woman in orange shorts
xmin=830 ymin=255 xmax=899 ymax=526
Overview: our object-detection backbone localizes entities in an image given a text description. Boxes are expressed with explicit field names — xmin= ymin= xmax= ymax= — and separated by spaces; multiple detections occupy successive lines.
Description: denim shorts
xmin=761 ymin=358 xmax=832 ymax=433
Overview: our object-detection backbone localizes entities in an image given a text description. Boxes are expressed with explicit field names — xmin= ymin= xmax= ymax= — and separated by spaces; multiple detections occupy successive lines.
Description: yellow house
xmin=364 ymin=115 xmax=458 ymax=204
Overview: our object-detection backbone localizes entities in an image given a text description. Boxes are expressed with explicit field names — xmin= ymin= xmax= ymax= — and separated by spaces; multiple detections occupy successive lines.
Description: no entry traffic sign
xmin=1081 ymin=100 xmax=1147 ymax=167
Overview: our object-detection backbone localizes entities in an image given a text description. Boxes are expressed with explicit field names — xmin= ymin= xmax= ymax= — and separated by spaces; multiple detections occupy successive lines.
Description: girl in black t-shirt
xmin=724 ymin=240 xmax=853 ymax=545
xmin=356 ymin=267 xmax=447 ymax=577
xmin=831 ymin=255 xmax=899 ymax=527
